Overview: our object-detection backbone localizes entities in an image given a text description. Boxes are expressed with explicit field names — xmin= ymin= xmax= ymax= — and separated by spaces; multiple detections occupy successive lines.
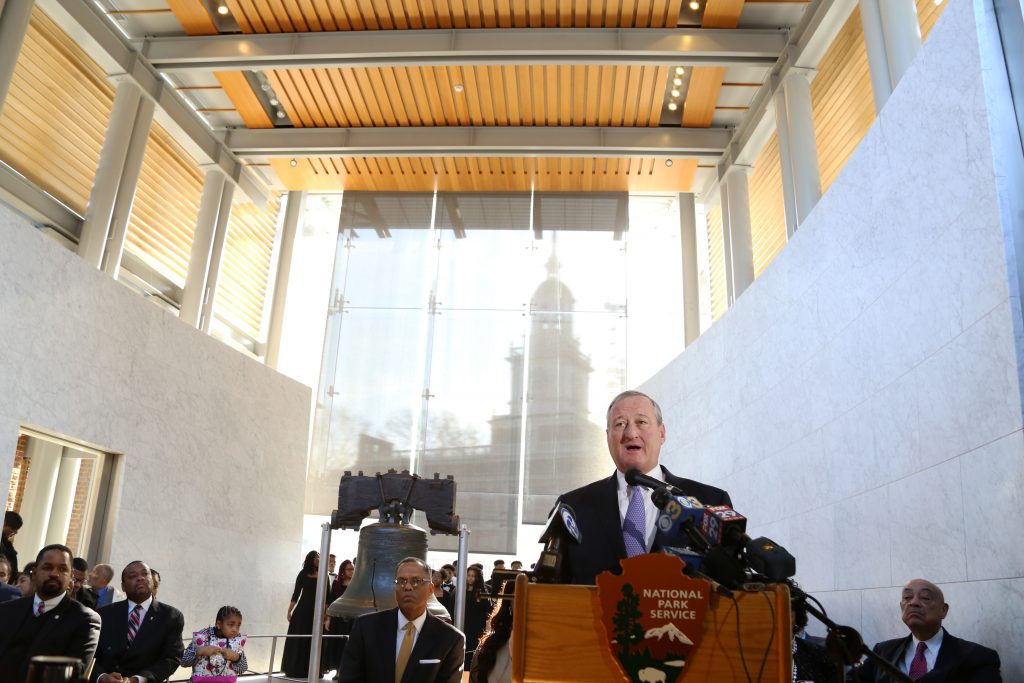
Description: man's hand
xmin=99 ymin=674 xmax=124 ymax=683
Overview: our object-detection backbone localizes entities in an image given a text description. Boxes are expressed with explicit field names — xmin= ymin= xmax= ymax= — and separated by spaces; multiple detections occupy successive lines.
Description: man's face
xmin=329 ymin=556 xmax=336 ymax=573
xmin=71 ymin=569 xmax=87 ymax=594
xmin=34 ymin=549 xmax=73 ymax=600
xmin=0 ymin=563 xmax=10 ymax=583
xmin=88 ymin=567 xmax=108 ymax=589
xmin=511 ymin=561 xmax=522 ymax=571
xmin=606 ymin=395 xmax=666 ymax=474
xmin=122 ymin=562 xmax=154 ymax=603
xmin=900 ymin=579 xmax=948 ymax=639
xmin=394 ymin=562 xmax=431 ymax=619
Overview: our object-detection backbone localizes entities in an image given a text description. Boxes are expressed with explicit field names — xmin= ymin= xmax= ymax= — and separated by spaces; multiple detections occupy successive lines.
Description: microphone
xmin=656 ymin=495 xmax=711 ymax=553
xmin=625 ymin=468 xmax=683 ymax=496
xmin=745 ymin=536 xmax=796 ymax=582
xmin=700 ymin=505 xmax=749 ymax=548
xmin=533 ymin=502 xmax=582 ymax=583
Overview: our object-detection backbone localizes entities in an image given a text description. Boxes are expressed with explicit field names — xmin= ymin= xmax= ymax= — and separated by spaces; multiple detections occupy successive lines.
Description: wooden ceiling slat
xmin=474 ymin=67 xmax=495 ymax=126
xmin=166 ymin=0 xmax=218 ymax=34
xmin=417 ymin=66 xmax=444 ymax=124
xmin=341 ymin=0 xmax=365 ymax=29
xmin=682 ymin=66 xmax=726 ymax=127
xmin=325 ymin=69 xmax=359 ymax=126
xmin=304 ymin=0 xmax=336 ymax=30
xmin=268 ymin=70 xmax=307 ymax=126
xmin=391 ymin=68 xmax=423 ymax=125
xmin=489 ymin=66 xmax=510 ymax=125
xmin=558 ymin=65 xmax=572 ymax=125
xmin=363 ymin=67 xmax=398 ymax=124
xmin=378 ymin=67 xmax=412 ymax=125
xmin=610 ymin=64 xmax=629 ymax=125
xmin=351 ymin=68 xmax=388 ymax=124
xmin=280 ymin=0 xmax=309 ymax=31
xmin=635 ymin=66 xmax=655 ymax=126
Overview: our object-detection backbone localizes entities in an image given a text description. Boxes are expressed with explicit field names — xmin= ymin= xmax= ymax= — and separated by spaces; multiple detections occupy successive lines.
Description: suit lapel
xmin=931 ymin=629 xmax=958 ymax=674
xmin=130 ymin=600 xmax=160 ymax=648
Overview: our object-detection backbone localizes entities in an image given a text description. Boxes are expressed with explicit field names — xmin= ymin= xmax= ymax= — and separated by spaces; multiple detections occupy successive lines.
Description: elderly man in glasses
xmin=339 ymin=557 xmax=464 ymax=683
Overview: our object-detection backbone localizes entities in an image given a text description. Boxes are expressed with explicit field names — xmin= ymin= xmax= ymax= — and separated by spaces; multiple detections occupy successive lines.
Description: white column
xmin=678 ymin=193 xmax=701 ymax=347
xmin=722 ymin=165 xmax=755 ymax=301
xmin=102 ymin=95 xmax=155 ymax=278
xmin=860 ymin=0 xmax=894 ymax=112
xmin=772 ymin=90 xmax=799 ymax=238
xmin=879 ymin=0 xmax=923 ymax=87
xmin=265 ymin=191 xmax=306 ymax=368
xmin=199 ymin=181 xmax=236 ymax=333
xmin=17 ymin=439 xmax=63 ymax=554
xmin=0 ymin=0 xmax=33 ymax=116
xmin=180 ymin=167 xmax=227 ymax=327
xmin=718 ymin=179 xmax=735 ymax=306
xmin=44 ymin=453 xmax=80 ymax=546
xmin=79 ymin=79 xmax=142 ymax=269
xmin=780 ymin=69 xmax=823 ymax=227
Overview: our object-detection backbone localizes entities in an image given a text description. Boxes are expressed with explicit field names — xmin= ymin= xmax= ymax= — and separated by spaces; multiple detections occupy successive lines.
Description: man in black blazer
xmin=852 ymin=579 xmax=1001 ymax=682
xmin=556 ymin=390 xmax=732 ymax=585
xmin=0 ymin=544 xmax=101 ymax=683
xmin=339 ymin=557 xmax=464 ymax=683
xmin=92 ymin=560 xmax=185 ymax=683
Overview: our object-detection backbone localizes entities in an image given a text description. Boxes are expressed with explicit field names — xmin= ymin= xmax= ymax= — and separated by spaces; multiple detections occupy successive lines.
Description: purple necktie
xmin=623 ymin=485 xmax=647 ymax=557
xmin=909 ymin=641 xmax=928 ymax=680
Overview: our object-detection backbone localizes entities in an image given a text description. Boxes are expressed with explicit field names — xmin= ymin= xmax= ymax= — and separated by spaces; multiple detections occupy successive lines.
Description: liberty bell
xmin=327 ymin=470 xmax=459 ymax=621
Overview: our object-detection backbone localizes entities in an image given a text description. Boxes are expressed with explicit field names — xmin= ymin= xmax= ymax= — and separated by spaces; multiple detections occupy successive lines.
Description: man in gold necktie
xmin=339 ymin=557 xmax=464 ymax=683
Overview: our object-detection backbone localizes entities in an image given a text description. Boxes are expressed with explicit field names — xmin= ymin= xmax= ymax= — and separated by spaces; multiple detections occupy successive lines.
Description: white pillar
xmin=44 ymin=453 xmax=80 ymax=546
xmin=722 ymin=165 xmax=755 ymax=302
xmin=17 ymin=439 xmax=63 ymax=555
xmin=879 ymin=0 xmax=922 ymax=87
xmin=180 ymin=167 xmax=227 ymax=327
xmin=102 ymin=95 xmax=155 ymax=278
xmin=0 ymin=0 xmax=33 ymax=116
xmin=780 ymin=69 xmax=823 ymax=227
xmin=679 ymin=193 xmax=701 ymax=347
xmin=199 ymin=182 xmax=236 ymax=333
xmin=718 ymin=180 xmax=735 ymax=306
xmin=265 ymin=191 xmax=306 ymax=368
xmin=860 ymin=0 xmax=894 ymax=112
xmin=79 ymin=79 xmax=142 ymax=269
xmin=772 ymin=90 xmax=799 ymax=239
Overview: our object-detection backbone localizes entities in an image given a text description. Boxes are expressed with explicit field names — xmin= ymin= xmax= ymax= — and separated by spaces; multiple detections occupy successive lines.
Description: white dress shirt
xmin=32 ymin=591 xmax=66 ymax=615
xmin=900 ymin=628 xmax=944 ymax=674
xmin=395 ymin=609 xmax=427 ymax=660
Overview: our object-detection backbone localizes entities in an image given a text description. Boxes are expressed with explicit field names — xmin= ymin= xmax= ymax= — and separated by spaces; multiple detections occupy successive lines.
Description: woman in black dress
xmin=326 ymin=559 xmax=354 ymax=678
xmin=462 ymin=566 xmax=493 ymax=671
xmin=281 ymin=550 xmax=327 ymax=677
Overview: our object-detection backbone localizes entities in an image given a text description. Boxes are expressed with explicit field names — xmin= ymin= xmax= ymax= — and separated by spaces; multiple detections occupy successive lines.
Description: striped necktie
xmin=35 ymin=601 xmax=44 ymax=617
xmin=127 ymin=605 xmax=143 ymax=645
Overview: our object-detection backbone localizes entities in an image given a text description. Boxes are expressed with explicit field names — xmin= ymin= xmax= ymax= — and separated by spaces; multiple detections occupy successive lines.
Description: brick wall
xmin=65 ymin=458 xmax=93 ymax=555
xmin=5 ymin=435 xmax=29 ymax=512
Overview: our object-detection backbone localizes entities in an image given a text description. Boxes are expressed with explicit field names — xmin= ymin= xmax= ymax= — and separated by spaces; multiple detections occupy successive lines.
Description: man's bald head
xmin=900 ymin=578 xmax=948 ymax=640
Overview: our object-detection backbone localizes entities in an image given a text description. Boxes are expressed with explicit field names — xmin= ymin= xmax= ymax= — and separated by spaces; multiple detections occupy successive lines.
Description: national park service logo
xmin=596 ymin=554 xmax=710 ymax=683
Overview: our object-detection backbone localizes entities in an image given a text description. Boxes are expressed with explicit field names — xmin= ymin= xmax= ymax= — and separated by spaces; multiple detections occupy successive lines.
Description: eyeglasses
xmin=394 ymin=578 xmax=429 ymax=588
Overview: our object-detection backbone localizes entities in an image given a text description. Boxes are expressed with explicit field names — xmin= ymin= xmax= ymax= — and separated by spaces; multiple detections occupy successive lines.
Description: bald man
xmin=851 ymin=579 xmax=1001 ymax=682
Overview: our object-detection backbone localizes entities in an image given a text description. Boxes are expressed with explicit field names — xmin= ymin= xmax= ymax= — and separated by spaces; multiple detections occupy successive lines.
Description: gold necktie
xmin=395 ymin=621 xmax=415 ymax=683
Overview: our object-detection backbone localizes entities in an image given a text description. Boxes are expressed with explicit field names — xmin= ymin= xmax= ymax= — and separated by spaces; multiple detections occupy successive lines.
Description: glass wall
xmin=306 ymin=191 xmax=686 ymax=554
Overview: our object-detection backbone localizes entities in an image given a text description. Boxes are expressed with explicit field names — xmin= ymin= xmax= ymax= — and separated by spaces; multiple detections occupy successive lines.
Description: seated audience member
xmin=509 ymin=561 xmax=522 ymax=571
xmin=88 ymin=563 xmax=119 ymax=607
xmin=851 ymin=578 xmax=1001 ymax=682
xmin=469 ymin=599 xmax=513 ymax=683
xmin=0 ymin=544 xmax=102 ymax=683
xmin=15 ymin=570 xmax=33 ymax=597
xmin=151 ymin=569 xmax=161 ymax=596
xmin=0 ymin=557 xmax=18 ymax=603
xmin=92 ymin=560 xmax=185 ymax=683
xmin=791 ymin=591 xmax=839 ymax=682
xmin=181 ymin=605 xmax=248 ymax=682
xmin=339 ymin=557 xmax=464 ymax=683
xmin=72 ymin=557 xmax=97 ymax=609
xmin=1 ymin=511 xmax=21 ymax=577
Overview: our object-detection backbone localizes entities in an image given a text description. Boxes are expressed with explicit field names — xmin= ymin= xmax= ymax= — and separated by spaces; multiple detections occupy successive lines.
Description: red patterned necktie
xmin=909 ymin=641 xmax=928 ymax=680
xmin=35 ymin=601 xmax=44 ymax=617
xmin=127 ymin=605 xmax=143 ymax=645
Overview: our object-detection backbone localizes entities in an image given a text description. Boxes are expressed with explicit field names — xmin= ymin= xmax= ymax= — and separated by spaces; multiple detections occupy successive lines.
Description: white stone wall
xmin=0 ymin=206 xmax=311 ymax=667
xmin=643 ymin=0 xmax=1024 ymax=675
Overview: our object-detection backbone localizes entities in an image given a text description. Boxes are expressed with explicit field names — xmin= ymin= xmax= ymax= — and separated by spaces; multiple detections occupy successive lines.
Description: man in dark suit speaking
xmin=339 ymin=557 xmax=464 ymax=683
xmin=91 ymin=561 xmax=185 ymax=683
xmin=0 ymin=544 xmax=101 ymax=682
xmin=852 ymin=578 xmax=1001 ymax=682
xmin=556 ymin=390 xmax=733 ymax=585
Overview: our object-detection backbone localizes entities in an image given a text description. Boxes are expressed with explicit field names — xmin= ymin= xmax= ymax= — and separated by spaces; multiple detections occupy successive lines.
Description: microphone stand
xmin=789 ymin=584 xmax=912 ymax=683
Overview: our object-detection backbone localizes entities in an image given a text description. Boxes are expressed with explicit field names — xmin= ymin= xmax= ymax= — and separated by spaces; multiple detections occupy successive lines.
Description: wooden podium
xmin=511 ymin=574 xmax=792 ymax=682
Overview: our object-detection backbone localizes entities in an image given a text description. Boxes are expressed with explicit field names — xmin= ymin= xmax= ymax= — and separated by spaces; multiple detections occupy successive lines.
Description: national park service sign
xmin=596 ymin=554 xmax=710 ymax=683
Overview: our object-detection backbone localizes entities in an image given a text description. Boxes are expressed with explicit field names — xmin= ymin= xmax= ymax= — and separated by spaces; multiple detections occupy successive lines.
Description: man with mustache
xmin=0 ymin=544 xmax=102 ymax=682
xmin=852 ymin=578 xmax=1001 ymax=681
xmin=555 ymin=390 xmax=732 ymax=585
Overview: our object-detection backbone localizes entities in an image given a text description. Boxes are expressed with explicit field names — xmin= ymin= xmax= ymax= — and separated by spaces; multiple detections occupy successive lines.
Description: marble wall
xmin=0 ymin=205 xmax=311 ymax=665
xmin=643 ymin=0 xmax=1024 ymax=675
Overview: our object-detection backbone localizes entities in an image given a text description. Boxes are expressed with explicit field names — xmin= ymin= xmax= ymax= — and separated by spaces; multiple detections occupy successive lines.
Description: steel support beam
xmin=37 ymin=0 xmax=268 ymax=207
xmin=224 ymin=126 xmax=731 ymax=159
xmin=143 ymin=27 xmax=787 ymax=72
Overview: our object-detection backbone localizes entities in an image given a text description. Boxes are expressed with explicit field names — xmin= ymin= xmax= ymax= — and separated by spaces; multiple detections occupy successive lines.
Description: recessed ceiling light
xmin=261 ymin=82 xmax=271 ymax=92
xmin=276 ymin=109 xmax=286 ymax=119
xmin=671 ymin=89 xmax=680 ymax=98
xmin=668 ymin=102 xmax=678 ymax=111
xmin=673 ymin=77 xmax=683 ymax=86
xmin=290 ymin=158 xmax=298 ymax=167
xmin=675 ymin=67 xmax=685 ymax=76
xmin=665 ymin=158 xmax=673 ymax=167
xmin=269 ymin=98 xmax=279 ymax=106
xmin=689 ymin=0 xmax=700 ymax=9
xmin=217 ymin=4 xmax=230 ymax=15
xmin=454 ymin=84 xmax=464 ymax=93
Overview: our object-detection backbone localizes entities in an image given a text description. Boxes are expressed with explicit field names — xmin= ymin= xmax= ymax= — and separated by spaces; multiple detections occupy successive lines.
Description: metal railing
xmin=169 ymin=633 xmax=349 ymax=682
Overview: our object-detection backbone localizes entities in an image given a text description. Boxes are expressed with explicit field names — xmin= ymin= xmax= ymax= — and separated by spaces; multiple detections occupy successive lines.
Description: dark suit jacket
xmin=557 ymin=466 xmax=732 ymax=585
xmin=339 ymin=608 xmax=465 ymax=683
xmin=851 ymin=629 xmax=1001 ymax=682
xmin=0 ymin=593 xmax=101 ymax=682
xmin=0 ymin=582 xmax=20 ymax=603
xmin=92 ymin=599 xmax=185 ymax=683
